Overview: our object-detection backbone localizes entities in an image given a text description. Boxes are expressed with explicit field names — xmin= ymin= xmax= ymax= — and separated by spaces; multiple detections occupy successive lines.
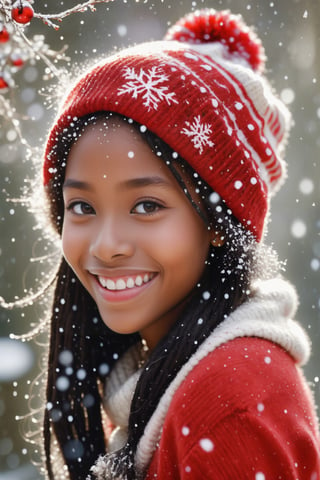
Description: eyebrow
xmin=63 ymin=179 xmax=93 ymax=191
xmin=122 ymin=176 xmax=170 ymax=189
xmin=63 ymin=176 xmax=170 ymax=191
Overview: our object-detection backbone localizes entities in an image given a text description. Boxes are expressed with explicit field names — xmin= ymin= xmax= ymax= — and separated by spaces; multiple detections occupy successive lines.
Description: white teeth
xmin=98 ymin=274 xmax=154 ymax=291
xmin=106 ymin=279 xmax=116 ymax=290
xmin=126 ymin=278 xmax=135 ymax=289
xmin=116 ymin=279 xmax=126 ymax=290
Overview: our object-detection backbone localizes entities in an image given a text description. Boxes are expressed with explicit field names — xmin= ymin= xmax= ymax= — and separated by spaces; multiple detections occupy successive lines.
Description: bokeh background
xmin=0 ymin=0 xmax=319 ymax=478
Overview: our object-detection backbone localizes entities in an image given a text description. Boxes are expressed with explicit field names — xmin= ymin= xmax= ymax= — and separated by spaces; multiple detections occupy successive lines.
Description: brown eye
xmin=132 ymin=201 xmax=162 ymax=215
xmin=67 ymin=201 xmax=95 ymax=215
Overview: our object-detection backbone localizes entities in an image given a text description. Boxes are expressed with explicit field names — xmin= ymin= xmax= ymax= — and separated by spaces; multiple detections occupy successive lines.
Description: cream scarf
xmin=103 ymin=342 xmax=148 ymax=452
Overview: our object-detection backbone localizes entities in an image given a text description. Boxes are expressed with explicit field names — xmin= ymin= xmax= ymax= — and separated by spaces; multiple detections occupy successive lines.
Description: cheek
xmin=147 ymin=213 xmax=209 ymax=271
xmin=176 ymin=218 xmax=210 ymax=275
xmin=61 ymin=222 xmax=82 ymax=268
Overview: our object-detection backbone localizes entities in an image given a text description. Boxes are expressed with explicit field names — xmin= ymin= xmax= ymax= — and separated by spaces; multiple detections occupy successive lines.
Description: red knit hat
xmin=44 ymin=9 xmax=291 ymax=241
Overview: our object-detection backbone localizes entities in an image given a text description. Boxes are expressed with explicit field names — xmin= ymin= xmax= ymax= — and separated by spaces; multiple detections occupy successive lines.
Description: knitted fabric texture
xmin=44 ymin=9 xmax=292 ymax=240
xmin=134 ymin=278 xmax=310 ymax=476
xmin=145 ymin=338 xmax=320 ymax=479
xmin=103 ymin=344 xmax=145 ymax=453
xmin=90 ymin=278 xmax=313 ymax=480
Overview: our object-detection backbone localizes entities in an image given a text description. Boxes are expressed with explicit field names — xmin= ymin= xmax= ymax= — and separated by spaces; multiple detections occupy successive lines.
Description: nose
xmin=89 ymin=215 xmax=135 ymax=262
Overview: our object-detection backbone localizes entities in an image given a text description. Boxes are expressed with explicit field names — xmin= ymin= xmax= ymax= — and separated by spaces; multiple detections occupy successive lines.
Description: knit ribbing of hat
xmin=44 ymin=39 xmax=290 ymax=240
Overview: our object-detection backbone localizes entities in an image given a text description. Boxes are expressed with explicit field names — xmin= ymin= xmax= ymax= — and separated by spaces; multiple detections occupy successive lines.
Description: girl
xmin=41 ymin=8 xmax=320 ymax=480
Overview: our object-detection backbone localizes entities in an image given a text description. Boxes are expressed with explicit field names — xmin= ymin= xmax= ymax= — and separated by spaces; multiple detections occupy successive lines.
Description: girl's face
xmin=62 ymin=119 xmax=212 ymax=349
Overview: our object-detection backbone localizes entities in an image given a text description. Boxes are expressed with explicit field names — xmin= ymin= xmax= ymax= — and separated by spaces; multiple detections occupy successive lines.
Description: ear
xmin=210 ymin=231 xmax=225 ymax=247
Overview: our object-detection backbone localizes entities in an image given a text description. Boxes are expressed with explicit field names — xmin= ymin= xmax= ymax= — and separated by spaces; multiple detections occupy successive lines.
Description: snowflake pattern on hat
xmin=118 ymin=66 xmax=178 ymax=111
xmin=181 ymin=115 xmax=214 ymax=154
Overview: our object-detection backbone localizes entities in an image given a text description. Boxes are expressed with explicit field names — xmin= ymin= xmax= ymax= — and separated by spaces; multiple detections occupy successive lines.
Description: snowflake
xmin=181 ymin=115 xmax=214 ymax=154
xmin=117 ymin=66 xmax=178 ymax=111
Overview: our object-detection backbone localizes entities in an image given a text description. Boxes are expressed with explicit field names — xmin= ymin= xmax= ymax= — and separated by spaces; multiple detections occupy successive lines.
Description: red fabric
xmin=146 ymin=337 xmax=320 ymax=479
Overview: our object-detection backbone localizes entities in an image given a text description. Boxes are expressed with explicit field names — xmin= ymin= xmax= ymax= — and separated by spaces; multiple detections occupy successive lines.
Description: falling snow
xmin=0 ymin=1 xmax=319 ymax=478
xmin=182 ymin=426 xmax=190 ymax=436
xmin=291 ymin=219 xmax=307 ymax=239
xmin=255 ymin=473 xmax=266 ymax=480
xmin=0 ymin=339 xmax=33 ymax=381
xmin=199 ymin=438 xmax=214 ymax=452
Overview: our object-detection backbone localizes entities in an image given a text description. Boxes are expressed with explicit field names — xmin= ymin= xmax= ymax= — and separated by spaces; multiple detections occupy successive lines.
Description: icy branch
xmin=0 ymin=0 xmax=115 ymax=145
xmin=33 ymin=1 xmax=115 ymax=30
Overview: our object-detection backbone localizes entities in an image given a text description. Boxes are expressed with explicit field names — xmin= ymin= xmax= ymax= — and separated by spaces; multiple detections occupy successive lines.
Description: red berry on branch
xmin=0 ymin=26 xmax=10 ymax=43
xmin=0 ymin=76 xmax=9 ymax=90
xmin=11 ymin=1 xmax=34 ymax=25
xmin=10 ymin=54 xmax=24 ymax=68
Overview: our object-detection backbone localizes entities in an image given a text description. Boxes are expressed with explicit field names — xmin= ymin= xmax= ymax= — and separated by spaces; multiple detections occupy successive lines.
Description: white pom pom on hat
xmin=44 ymin=8 xmax=292 ymax=241
xmin=165 ymin=8 xmax=266 ymax=72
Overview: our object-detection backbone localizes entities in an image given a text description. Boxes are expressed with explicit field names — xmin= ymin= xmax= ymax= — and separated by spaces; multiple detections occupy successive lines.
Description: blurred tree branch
xmin=0 ymin=0 xmax=114 ymax=144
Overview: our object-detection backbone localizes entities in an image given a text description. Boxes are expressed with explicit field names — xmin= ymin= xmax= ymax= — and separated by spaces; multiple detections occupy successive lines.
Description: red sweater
xmin=91 ymin=280 xmax=319 ymax=480
xmin=146 ymin=337 xmax=320 ymax=479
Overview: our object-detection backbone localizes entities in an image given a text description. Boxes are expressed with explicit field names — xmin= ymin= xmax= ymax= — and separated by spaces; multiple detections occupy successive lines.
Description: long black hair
xmin=44 ymin=112 xmax=276 ymax=479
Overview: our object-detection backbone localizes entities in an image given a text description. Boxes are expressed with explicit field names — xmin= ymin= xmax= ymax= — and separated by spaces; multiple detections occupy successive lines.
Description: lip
xmin=90 ymin=270 xmax=158 ymax=303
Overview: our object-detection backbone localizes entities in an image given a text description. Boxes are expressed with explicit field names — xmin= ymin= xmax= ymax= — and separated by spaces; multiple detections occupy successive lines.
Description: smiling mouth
xmin=97 ymin=273 xmax=156 ymax=291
